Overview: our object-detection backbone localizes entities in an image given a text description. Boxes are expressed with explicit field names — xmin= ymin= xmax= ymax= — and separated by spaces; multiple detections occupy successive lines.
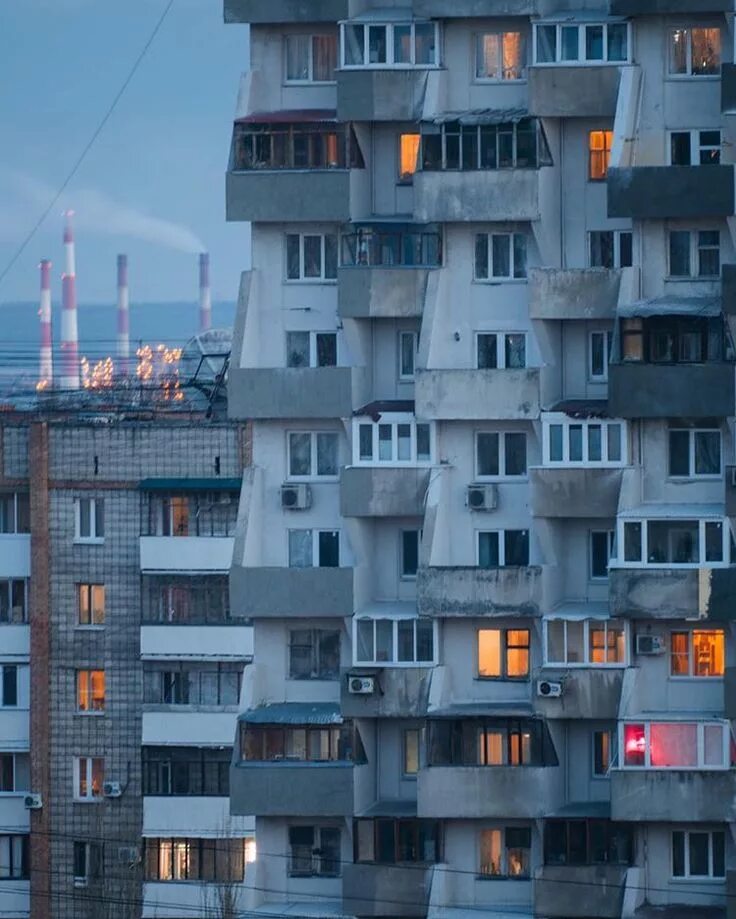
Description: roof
xmin=355 ymin=600 xmax=418 ymax=619
xmin=548 ymin=399 xmax=610 ymax=418
xmin=359 ymin=799 xmax=417 ymax=818
xmin=428 ymin=702 xmax=535 ymax=719
xmin=139 ymin=477 xmax=241 ymax=492
xmin=617 ymin=296 xmax=721 ymax=318
xmin=545 ymin=600 xmax=610 ymax=621
xmin=430 ymin=107 xmax=529 ymax=126
xmin=236 ymin=109 xmax=337 ymax=124
xmin=618 ymin=502 xmax=724 ymax=519
xmin=547 ymin=800 xmax=611 ymax=819
xmin=353 ymin=400 xmax=415 ymax=418
xmin=239 ymin=703 xmax=343 ymax=726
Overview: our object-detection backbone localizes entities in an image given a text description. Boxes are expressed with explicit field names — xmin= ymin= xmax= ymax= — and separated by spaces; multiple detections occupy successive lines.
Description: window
xmin=670 ymin=129 xmax=721 ymax=166
xmin=289 ymin=826 xmax=340 ymax=877
xmin=144 ymin=838 xmax=246 ymax=882
xmin=399 ymin=331 xmax=418 ymax=381
xmin=476 ymin=432 xmax=527 ymax=478
xmin=590 ymin=531 xmax=615 ymax=580
xmin=143 ymin=576 xmax=230 ymax=624
xmin=669 ymin=28 xmax=721 ymax=77
xmin=0 ymin=836 xmax=29 ymax=879
xmin=286 ymin=331 xmax=338 ymax=368
xmin=341 ymin=226 xmax=442 ymax=268
xmin=76 ymin=670 xmax=105 ymax=713
xmin=144 ymin=492 xmax=238 ymax=539
xmin=233 ymin=122 xmax=363 ymax=171
xmin=0 ymin=580 xmax=27 ymax=624
xmin=478 ymin=531 xmax=529 ymax=567
xmin=589 ymin=230 xmax=633 ymax=269
xmin=354 ymin=617 xmax=436 ymax=666
xmin=353 ymin=416 xmax=434 ymax=466
xmin=669 ymin=429 xmax=721 ymax=478
xmin=545 ymin=619 xmax=627 ymax=667
xmin=589 ymin=130 xmax=613 ymax=180
xmin=0 ymin=667 xmax=17 ymax=708
xmin=428 ymin=718 xmax=555 ymax=767
xmin=477 ymin=629 xmax=530 ymax=680
xmin=143 ymin=663 xmax=242 ymax=707
xmin=241 ymin=723 xmax=359 ymax=762
xmin=401 ymin=531 xmax=420 ymax=579
xmin=622 ymin=721 xmax=729 ymax=769
xmin=622 ymin=518 xmax=729 ymax=566
xmin=475 ymin=31 xmax=526 ymax=81
xmin=288 ymin=432 xmax=339 ymax=479
xmin=476 ymin=333 xmax=527 ymax=369
xmin=340 ymin=21 xmax=439 ymax=68
xmin=534 ymin=21 xmax=629 ymax=64
xmin=0 ymin=755 xmax=14 ymax=793
xmin=75 ymin=498 xmax=104 ymax=542
xmin=355 ymin=819 xmax=441 ymax=864
xmin=286 ymin=233 xmax=337 ymax=281
xmin=289 ymin=629 xmax=340 ymax=680
xmin=75 ymin=757 xmax=104 ymax=800
xmin=77 ymin=584 xmax=105 ymax=627
xmin=421 ymin=119 xmax=549 ymax=171
xmin=288 ymin=530 xmax=340 ymax=568
xmin=399 ymin=134 xmax=420 ymax=182
xmin=544 ymin=415 xmax=625 ymax=466
xmin=403 ymin=729 xmax=420 ymax=776
xmin=142 ymin=747 xmax=232 ymax=796
xmin=285 ymin=34 xmax=337 ymax=82
xmin=670 ymin=630 xmax=725 ymax=678
xmin=589 ymin=331 xmax=613 ymax=381
xmin=544 ymin=821 xmax=633 ymax=866
xmin=0 ymin=493 xmax=29 ymax=534
xmin=669 ymin=229 xmax=720 ymax=278
xmin=672 ymin=830 xmax=725 ymax=879
xmin=593 ymin=730 xmax=614 ymax=777
xmin=479 ymin=827 xmax=531 ymax=878
xmin=474 ymin=233 xmax=527 ymax=280
xmin=73 ymin=841 xmax=103 ymax=886
xmin=623 ymin=315 xmax=727 ymax=364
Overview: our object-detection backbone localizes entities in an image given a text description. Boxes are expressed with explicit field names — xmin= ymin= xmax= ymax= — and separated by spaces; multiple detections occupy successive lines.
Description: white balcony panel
xmin=140 ymin=626 xmax=253 ymax=662
xmin=0 ymin=796 xmax=29 ymax=833
xmin=143 ymin=796 xmax=254 ymax=838
xmin=0 ymin=537 xmax=30 ymax=579
xmin=143 ymin=881 xmax=247 ymax=919
xmin=139 ymin=537 xmax=234 ymax=573
xmin=142 ymin=711 xmax=238 ymax=746
xmin=0 ymin=882 xmax=29 ymax=918
xmin=0 ymin=628 xmax=30 ymax=661
xmin=0 ymin=712 xmax=29 ymax=752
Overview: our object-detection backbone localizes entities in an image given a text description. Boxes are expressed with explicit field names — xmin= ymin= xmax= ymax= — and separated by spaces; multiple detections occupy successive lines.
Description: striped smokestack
xmin=117 ymin=254 xmax=130 ymax=372
xmin=199 ymin=252 xmax=212 ymax=333
xmin=60 ymin=211 xmax=80 ymax=390
xmin=38 ymin=259 xmax=53 ymax=389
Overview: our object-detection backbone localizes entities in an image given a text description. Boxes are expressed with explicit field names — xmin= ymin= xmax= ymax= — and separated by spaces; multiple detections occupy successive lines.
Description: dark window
xmin=505 ymin=530 xmax=529 ymax=566
xmin=2 ymin=667 xmax=17 ymax=708
xmin=341 ymin=227 xmax=441 ymax=267
xmin=401 ymin=531 xmax=420 ymax=578
xmin=0 ymin=836 xmax=29 ymax=879
xmin=240 ymin=723 xmax=362 ymax=763
xmin=233 ymin=122 xmax=364 ymax=171
xmin=289 ymin=826 xmax=341 ymax=877
xmin=142 ymin=747 xmax=231 ymax=796
xmin=73 ymin=842 xmax=103 ymax=882
xmin=355 ymin=819 xmax=441 ymax=865
xmin=670 ymin=132 xmax=691 ymax=165
xmin=143 ymin=664 xmax=242 ymax=707
xmin=544 ymin=820 xmax=633 ymax=866
xmin=590 ymin=531 xmax=614 ymax=579
xmin=143 ymin=576 xmax=230 ymax=624
xmin=427 ymin=718 xmax=557 ymax=767
xmin=288 ymin=629 xmax=340 ymax=679
xmin=421 ymin=119 xmax=550 ymax=171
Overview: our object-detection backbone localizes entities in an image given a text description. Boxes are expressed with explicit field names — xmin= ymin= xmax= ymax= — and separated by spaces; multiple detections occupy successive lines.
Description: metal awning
xmin=537 ymin=10 xmax=627 ymax=22
xmin=429 ymin=107 xmax=529 ymax=126
xmin=359 ymin=799 xmax=417 ymax=818
xmin=354 ymin=400 xmax=415 ymax=418
xmin=618 ymin=502 xmax=724 ymax=519
xmin=139 ymin=477 xmax=241 ymax=492
xmin=239 ymin=703 xmax=343 ymax=726
xmin=544 ymin=601 xmax=610 ymax=621
xmin=617 ymin=296 xmax=721 ymax=318
xmin=236 ymin=109 xmax=337 ymax=124
xmin=547 ymin=800 xmax=611 ymax=819
xmin=548 ymin=399 xmax=610 ymax=419
xmin=428 ymin=702 xmax=536 ymax=719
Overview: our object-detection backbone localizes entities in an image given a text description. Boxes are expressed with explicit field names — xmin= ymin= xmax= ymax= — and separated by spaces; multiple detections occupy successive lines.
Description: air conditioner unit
xmin=636 ymin=634 xmax=665 ymax=655
xmin=466 ymin=484 xmax=498 ymax=511
xmin=348 ymin=676 xmax=375 ymax=695
xmin=103 ymin=781 xmax=122 ymax=798
xmin=537 ymin=680 xmax=563 ymax=698
xmin=281 ymin=483 xmax=312 ymax=510
xmin=24 ymin=793 xmax=42 ymax=810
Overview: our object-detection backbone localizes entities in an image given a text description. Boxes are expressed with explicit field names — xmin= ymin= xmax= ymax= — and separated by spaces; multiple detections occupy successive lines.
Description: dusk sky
xmin=0 ymin=0 xmax=249 ymax=305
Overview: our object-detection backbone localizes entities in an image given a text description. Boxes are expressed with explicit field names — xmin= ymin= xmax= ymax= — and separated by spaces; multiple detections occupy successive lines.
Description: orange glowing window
xmin=399 ymin=134 xmax=420 ymax=182
xmin=478 ymin=629 xmax=501 ymax=677
xmin=589 ymin=130 xmax=613 ymax=180
xmin=77 ymin=670 xmax=105 ymax=712
xmin=671 ymin=630 xmax=724 ymax=677
xmin=77 ymin=756 xmax=104 ymax=799
xmin=478 ymin=628 xmax=529 ymax=678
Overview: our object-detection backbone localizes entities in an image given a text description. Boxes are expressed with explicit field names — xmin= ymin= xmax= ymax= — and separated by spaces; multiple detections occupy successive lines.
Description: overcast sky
xmin=0 ymin=0 xmax=249 ymax=304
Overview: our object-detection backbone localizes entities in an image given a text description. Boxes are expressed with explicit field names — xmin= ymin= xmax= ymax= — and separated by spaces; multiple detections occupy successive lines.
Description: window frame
xmin=339 ymin=20 xmax=441 ymax=69
xmin=400 ymin=529 xmax=421 ymax=580
xmin=284 ymin=33 xmax=338 ymax=84
xmin=476 ymin=530 xmax=530 ymax=568
xmin=669 ymin=629 xmax=725 ymax=680
xmin=402 ymin=728 xmax=420 ymax=777
xmin=285 ymin=232 xmax=338 ymax=282
xmin=533 ymin=21 xmax=631 ymax=65
xmin=671 ymin=829 xmax=725 ymax=879
xmin=475 ymin=431 xmax=528 ymax=480
xmin=476 ymin=332 xmax=528 ymax=370
xmin=352 ymin=415 xmax=435 ymax=467
xmin=398 ymin=331 xmax=419 ymax=381
xmin=588 ymin=230 xmax=634 ymax=269
xmin=476 ymin=627 xmax=531 ymax=681
xmin=286 ymin=431 xmax=340 ymax=481
xmin=74 ymin=497 xmax=104 ymax=544
xmin=0 ymin=493 xmax=30 ymax=535
xmin=74 ymin=756 xmax=104 ymax=802
xmin=543 ymin=618 xmax=629 ymax=668
xmin=592 ymin=730 xmax=614 ymax=778
xmin=0 ymin=666 xmax=18 ymax=708
xmin=590 ymin=530 xmax=615 ymax=581
xmin=73 ymin=841 xmax=104 ymax=886
xmin=77 ymin=583 xmax=105 ymax=628
xmin=668 ymin=27 xmax=722 ymax=79
xmin=421 ymin=120 xmax=548 ymax=172
xmin=668 ymin=129 xmax=722 ymax=166
xmin=620 ymin=720 xmax=730 ymax=770
xmin=0 ymin=835 xmax=29 ymax=880
xmin=353 ymin=616 xmax=438 ymax=667
xmin=542 ymin=413 xmax=627 ymax=467
xmin=618 ymin=517 xmax=731 ymax=568
xmin=668 ymin=428 xmax=722 ymax=479
xmin=285 ymin=330 xmax=338 ymax=369
xmin=473 ymin=30 xmax=527 ymax=82
xmin=288 ymin=825 xmax=342 ymax=878
xmin=667 ymin=228 xmax=721 ymax=279
xmin=398 ymin=133 xmax=421 ymax=183
xmin=589 ymin=330 xmax=613 ymax=382
xmin=287 ymin=529 xmax=341 ymax=569
xmin=0 ymin=579 xmax=28 ymax=625
xmin=76 ymin=670 xmax=105 ymax=715
xmin=478 ymin=826 xmax=532 ymax=879
xmin=288 ymin=628 xmax=341 ymax=681
xmin=474 ymin=232 xmax=528 ymax=281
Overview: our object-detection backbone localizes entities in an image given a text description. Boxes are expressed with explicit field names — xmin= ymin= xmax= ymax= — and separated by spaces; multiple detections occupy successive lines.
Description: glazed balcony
xmin=607 ymin=165 xmax=735 ymax=220
xmin=529 ymin=65 xmax=621 ymax=118
xmin=340 ymin=467 xmax=430 ymax=517
xmin=343 ymin=863 xmax=433 ymax=917
xmin=415 ymin=369 xmax=540 ymax=420
xmin=534 ymin=865 xmax=627 ymax=919
xmin=224 ymin=0 xmax=347 ymax=21
xmin=611 ymin=769 xmax=736 ymax=822
xmin=530 ymin=467 xmax=624 ymax=518
xmin=414 ymin=169 xmax=540 ymax=223
xmin=417 ymin=566 xmax=544 ymax=618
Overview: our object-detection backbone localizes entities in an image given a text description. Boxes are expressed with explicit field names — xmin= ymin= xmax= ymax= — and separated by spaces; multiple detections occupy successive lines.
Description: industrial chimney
xmin=199 ymin=252 xmax=212 ymax=333
xmin=38 ymin=259 xmax=53 ymax=389
xmin=60 ymin=211 xmax=80 ymax=390
xmin=117 ymin=254 xmax=130 ymax=373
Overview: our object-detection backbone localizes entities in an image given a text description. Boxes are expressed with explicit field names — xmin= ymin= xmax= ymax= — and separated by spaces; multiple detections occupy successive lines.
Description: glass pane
xmin=624 ymin=723 xmax=646 ymax=766
xmin=477 ymin=33 xmax=499 ymax=78
xmin=503 ymin=31 xmax=525 ymax=79
xmin=492 ymin=235 xmax=511 ymax=277
xmin=416 ymin=620 xmax=434 ymax=661
xmin=591 ymin=333 xmax=605 ymax=377
xmin=416 ymin=425 xmax=431 ymax=461
xmin=672 ymin=831 xmax=685 ymax=876
xmin=713 ymin=832 xmax=725 ymax=877
xmin=398 ymin=620 xmax=414 ymax=662
xmin=479 ymin=830 xmax=502 ymax=876
xmin=359 ymin=424 xmax=373 ymax=461
xmin=504 ymin=530 xmax=529 ymax=566
xmin=704 ymin=724 xmax=724 ymax=766
xmin=670 ymin=132 xmax=691 ymax=166
xmin=289 ymin=433 xmax=311 ymax=476
xmin=477 ymin=433 xmax=499 ymax=477
xmin=357 ymin=619 xmax=374 ymax=662
xmin=536 ymin=25 xmax=557 ymax=63
xmin=513 ymin=234 xmax=527 ymax=278
xmin=650 ymin=723 xmax=697 ymax=767
xmin=286 ymin=35 xmax=310 ymax=80
xmin=505 ymin=333 xmax=526 ymax=368
xmin=561 ymin=25 xmax=579 ymax=61
xmin=376 ymin=620 xmax=394 ymax=662
xmin=414 ymin=23 xmax=435 ymax=65
xmin=647 ymin=521 xmax=698 ymax=564
xmin=313 ymin=35 xmax=337 ymax=81
xmin=607 ymin=23 xmax=628 ymax=61
xmin=705 ymin=522 xmax=723 ymax=563
xmin=477 ymin=334 xmax=497 ymax=369
xmin=504 ymin=433 xmax=527 ymax=476
xmin=549 ymin=425 xmax=563 ymax=462
xmin=693 ymin=630 xmax=724 ymax=677
xmin=669 ymin=231 xmax=691 ymax=276
xmin=688 ymin=833 xmax=710 ymax=875
xmin=478 ymin=629 xmax=501 ymax=677
xmin=286 ymin=331 xmax=309 ymax=368
xmin=344 ymin=24 xmax=365 ymax=66
xmin=368 ymin=25 xmax=387 ymax=64
xmin=567 ymin=620 xmax=584 ymax=664
xmin=286 ymin=235 xmax=301 ymax=279
xmin=378 ymin=425 xmax=393 ymax=462
xmin=288 ymin=530 xmax=312 ymax=568
xmin=400 ymin=334 xmax=416 ymax=378
xmin=324 ymin=235 xmax=338 ymax=278
xmin=316 ymin=433 xmax=338 ymax=476
xmin=402 ymin=531 xmax=419 ymax=577
xmin=394 ymin=24 xmax=412 ymax=64
xmin=478 ymin=532 xmax=499 ymax=568
xmin=303 ymin=236 xmax=322 ymax=278
xmin=624 ymin=522 xmax=642 ymax=562
xmin=569 ymin=425 xmax=583 ymax=462
xmin=669 ymin=29 xmax=687 ymax=74
xmin=607 ymin=424 xmax=622 ymax=462
xmin=585 ymin=25 xmax=603 ymax=60
xmin=318 ymin=531 xmax=339 ymax=567
xmin=669 ymin=431 xmax=690 ymax=476
xmin=588 ymin=425 xmax=602 ymax=462
xmin=546 ymin=620 xmax=565 ymax=663
xmin=691 ymin=27 xmax=720 ymax=76
xmin=475 ymin=235 xmax=489 ymax=278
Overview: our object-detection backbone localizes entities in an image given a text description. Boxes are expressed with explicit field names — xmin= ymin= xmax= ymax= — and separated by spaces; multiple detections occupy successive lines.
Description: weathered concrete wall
xmin=340 ymin=668 xmax=433 ymax=719
xmin=608 ymin=166 xmax=735 ymax=219
xmin=530 ymin=468 xmax=623 ymax=518
xmin=611 ymin=0 xmax=731 ymax=12
xmin=609 ymin=363 xmax=735 ymax=419
xmin=340 ymin=467 xmax=429 ymax=517
xmin=529 ymin=66 xmax=620 ymax=119
xmin=231 ymin=565 xmax=354 ymax=617
xmin=337 ymin=69 xmax=429 ymax=122
xmin=342 ymin=863 xmax=431 ymax=917
xmin=611 ymin=769 xmax=736 ymax=822
xmin=230 ymin=762 xmax=354 ymax=816
xmin=529 ymin=268 xmax=621 ymax=320
xmin=226 ymin=170 xmax=351 ymax=223
xmin=413 ymin=170 xmax=540 ymax=223
xmin=417 ymin=566 xmax=543 ymax=617
xmin=609 ymin=569 xmax=699 ymax=619
xmin=338 ymin=268 xmax=429 ymax=320
xmin=225 ymin=0 xmax=348 ymax=23
xmin=534 ymin=865 xmax=627 ymax=918
xmin=723 ymin=64 xmax=736 ymax=114
xmin=229 ymin=367 xmax=355 ymax=419
xmin=534 ymin=669 xmax=624 ymax=720
xmin=415 ymin=368 xmax=540 ymax=420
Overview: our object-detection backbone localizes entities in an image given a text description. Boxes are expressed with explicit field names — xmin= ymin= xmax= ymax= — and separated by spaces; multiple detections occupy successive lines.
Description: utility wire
xmin=0 ymin=0 xmax=177 ymax=290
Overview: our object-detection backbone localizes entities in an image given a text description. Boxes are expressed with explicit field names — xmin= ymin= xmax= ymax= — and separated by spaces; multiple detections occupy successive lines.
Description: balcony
xmin=611 ymin=0 xmax=731 ymax=11
xmin=415 ymin=369 xmax=540 ymax=420
xmin=726 ymin=666 xmax=736 ymax=720
xmin=530 ymin=468 xmax=624 ymax=518
xmin=338 ymin=69 xmax=431 ymax=122
xmin=338 ymin=268 xmax=430 ymax=320
xmin=608 ymin=362 xmax=735 ymax=419
xmin=535 ymin=669 xmax=624 ymax=720
xmin=340 ymin=667 xmax=433 ymax=719
xmin=343 ymin=863 xmax=433 ymax=918
xmin=228 ymin=366 xmax=356 ymax=419
xmin=140 ymin=626 xmax=253 ymax=662
xmin=224 ymin=0 xmax=348 ymax=22
xmin=528 ymin=268 xmax=626 ymax=321
xmin=142 ymin=711 xmax=237 ymax=746
xmin=611 ymin=769 xmax=736 ymax=822
xmin=418 ymin=566 xmax=544 ymax=617
xmin=0 ymin=535 xmax=30 ymax=579
xmin=534 ymin=865 xmax=627 ymax=919
xmin=227 ymin=168 xmax=350 ymax=222
xmin=143 ymin=796 xmax=252 ymax=838
xmin=413 ymin=169 xmax=540 ymax=223
xmin=340 ymin=467 xmax=430 ymax=517
xmin=609 ymin=568 xmax=702 ymax=619
xmin=417 ymin=765 xmax=562 ymax=818
xmin=414 ymin=0 xmax=534 ymax=13
xmin=139 ymin=537 xmax=234 ymax=573
xmin=230 ymin=762 xmax=356 ymax=817
xmin=529 ymin=66 xmax=620 ymax=118
xmin=230 ymin=565 xmax=354 ymax=618
xmin=607 ymin=166 xmax=735 ymax=220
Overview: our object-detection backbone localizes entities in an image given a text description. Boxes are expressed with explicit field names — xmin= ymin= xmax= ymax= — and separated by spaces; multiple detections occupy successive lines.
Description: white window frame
xmin=286 ymin=330 xmax=339 ymax=368
xmin=285 ymin=233 xmax=338 ymax=282
xmin=533 ymin=21 xmax=631 ymax=65
xmin=0 ymin=579 xmax=28 ymax=624
xmin=669 ymin=628 xmax=725 ymax=680
xmin=284 ymin=34 xmax=338 ymax=84
xmin=671 ymin=829 xmax=725 ymax=879
xmin=0 ymin=493 xmax=29 ymax=535
xmin=588 ymin=230 xmax=634 ymax=269
xmin=475 ymin=431 xmax=528 ymax=480
xmin=476 ymin=530 xmax=530 ymax=568
xmin=542 ymin=413 xmax=627 ymax=467
xmin=352 ymin=615 xmax=438 ymax=667
xmin=74 ymin=498 xmax=104 ymax=544
xmin=473 ymin=30 xmax=527 ymax=82
xmin=668 ymin=428 xmax=722 ymax=479
xmin=668 ymin=27 xmax=722 ymax=79
xmin=590 ymin=530 xmax=615 ymax=580
xmin=474 ymin=232 xmax=527 ymax=281
xmin=668 ymin=129 xmax=721 ymax=166
xmin=398 ymin=331 xmax=418 ymax=381
xmin=74 ymin=756 xmax=104 ymax=801
xmin=668 ymin=228 xmax=721 ymax=279
xmin=543 ymin=618 xmax=629 ymax=668
xmin=287 ymin=529 xmax=341 ymax=568
xmin=617 ymin=517 xmax=731 ymax=569
xmin=287 ymin=431 xmax=340 ymax=481
xmin=339 ymin=20 xmax=441 ymax=69
xmin=619 ymin=721 xmax=730 ymax=770
xmin=476 ymin=332 xmax=528 ymax=370
xmin=589 ymin=330 xmax=613 ymax=382
xmin=352 ymin=415 xmax=435 ymax=467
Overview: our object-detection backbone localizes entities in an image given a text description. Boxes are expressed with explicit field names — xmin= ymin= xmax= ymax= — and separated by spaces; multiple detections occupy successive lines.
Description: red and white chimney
xmin=38 ymin=259 xmax=53 ymax=389
xmin=117 ymin=254 xmax=130 ymax=372
xmin=60 ymin=211 xmax=80 ymax=390
xmin=199 ymin=252 xmax=212 ymax=333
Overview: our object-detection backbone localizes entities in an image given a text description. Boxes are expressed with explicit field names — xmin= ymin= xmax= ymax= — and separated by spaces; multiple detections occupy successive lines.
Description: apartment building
xmin=0 ymin=410 xmax=253 ymax=919
xmin=226 ymin=1 xmax=736 ymax=917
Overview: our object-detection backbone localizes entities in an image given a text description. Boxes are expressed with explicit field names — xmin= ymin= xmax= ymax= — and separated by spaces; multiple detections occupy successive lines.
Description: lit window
xmin=75 ymin=757 xmax=104 ymax=800
xmin=76 ymin=670 xmax=105 ymax=713
xmin=78 ymin=584 xmax=105 ymax=626
xmin=545 ymin=619 xmax=627 ymax=667
xmin=477 ymin=629 xmax=530 ymax=680
xmin=670 ymin=630 xmax=724 ymax=678
xmin=475 ymin=32 xmax=526 ymax=80
xmin=589 ymin=130 xmax=613 ymax=180
xmin=672 ymin=830 xmax=725 ymax=879
xmin=669 ymin=28 xmax=721 ymax=77
xmin=479 ymin=827 xmax=531 ymax=877
xmin=399 ymin=134 xmax=420 ymax=182
xmin=403 ymin=729 xmax=420 ymax=775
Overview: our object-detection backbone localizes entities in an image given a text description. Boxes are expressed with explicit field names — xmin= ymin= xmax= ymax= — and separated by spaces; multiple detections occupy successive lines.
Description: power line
xmin=0 ymin=0 xmax=177 ymax=290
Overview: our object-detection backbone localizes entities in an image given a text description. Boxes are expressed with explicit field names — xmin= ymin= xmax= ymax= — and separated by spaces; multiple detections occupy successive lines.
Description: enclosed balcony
xmin=529 ymin=66 xmax=621 ymax=118
xmin=415 ymin=369 xmax=540 ymax=420
xmin=608 ymin=165 xmax=735 ymax=220
xmin=224 ymin=0 xmax=348 ymax=22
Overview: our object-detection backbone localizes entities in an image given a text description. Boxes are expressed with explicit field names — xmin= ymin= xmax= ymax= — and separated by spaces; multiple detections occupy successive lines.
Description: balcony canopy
xmin=617 ymin=296 xmax=721 ymax=319
xmin=239 ymin=702 xmax=343 ymax=725
xmin=429 ymin=107 xmax=529 ymax=126
xmin=236 ymin=109 xmax=337 ymax=124
xmin=138 ymin=477 xmax=241 ymax=492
